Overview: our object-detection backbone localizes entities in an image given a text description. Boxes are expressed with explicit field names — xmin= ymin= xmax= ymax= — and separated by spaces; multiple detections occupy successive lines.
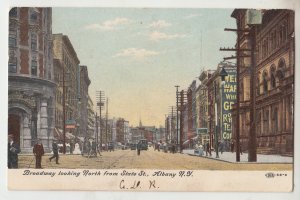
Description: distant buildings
xmin=8 ymin=8 xmax=55 ymax=152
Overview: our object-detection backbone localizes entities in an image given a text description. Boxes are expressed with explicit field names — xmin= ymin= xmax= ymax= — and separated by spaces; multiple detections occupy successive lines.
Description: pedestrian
xmin=8 ymin=134 xmax=20 ymax=169
xmin=33 ymin=139 xmax=45 ymax=169
xmin=49 ymin=140 xmax=59 ymax=164
xmin=219 ymin=141 xmax=224 ymax=154
xmin=240 ymin=144 xmax=243 ymax=155
xmin=70 ymin=140 xmax=74 ymax=154
xmin=172 ymin=143 xmax=176 ymax=154
xmin=231 ymin=140 xmax=234 ymax=153
xmin=205 ymin=142 xmax=210 ymax=156
xmin=89 ymin=139 xmax=97 ymax=158
xmin=137 ymin=141 xmax=141 ymax=156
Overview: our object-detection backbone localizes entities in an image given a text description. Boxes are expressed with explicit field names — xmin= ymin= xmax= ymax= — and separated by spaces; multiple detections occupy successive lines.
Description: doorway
xmin=8 ymin=114 xmax=20 ymax=144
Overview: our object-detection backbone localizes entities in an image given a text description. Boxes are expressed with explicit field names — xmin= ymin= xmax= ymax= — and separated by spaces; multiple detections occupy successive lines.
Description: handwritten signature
xmin=119 ymin=179 xmax=158 ymax=189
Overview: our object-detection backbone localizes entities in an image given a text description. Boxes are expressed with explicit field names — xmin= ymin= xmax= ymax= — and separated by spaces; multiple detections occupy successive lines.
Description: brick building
xmin=53 ymin=34 xmax=80 ymax=141
xmin=231 ymin=9 xmax=294 ymax=155
xmin=8 ymin=8 xmax=55 ymax=152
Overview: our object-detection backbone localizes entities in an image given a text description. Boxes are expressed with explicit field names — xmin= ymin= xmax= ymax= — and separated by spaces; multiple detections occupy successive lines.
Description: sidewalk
xmin=182 ymin=149 xmax=293 ymax=163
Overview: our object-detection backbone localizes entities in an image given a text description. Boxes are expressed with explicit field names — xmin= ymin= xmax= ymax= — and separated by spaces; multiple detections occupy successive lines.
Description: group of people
xmin=82 ymin=138 xmax=100 ymax=158
xmin=8 ymin=134 xmax=60 ymax=169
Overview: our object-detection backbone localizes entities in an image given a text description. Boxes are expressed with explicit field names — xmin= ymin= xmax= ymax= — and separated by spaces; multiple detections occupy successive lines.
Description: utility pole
xmin=214 ymin=81 xmax=219 ymax=158
xmin=248 ymin=26 xmax=257 ymax=162
xmin=179 ymin=90 xmax=187 ymax=152
xmin=171 ymin=106 xmax=174 ymax=142
xmin=220 ymin=28 xmax=251 ymax=162
xmin=175 ymin=85 xmax=180 ymax=148
xmin=105 ymin=98 xmax=108 ymax=151
xmin=62 ymin=63 xmax=66 ymax=154
xmin=95 ymin=112 xmax=99 ymax=151
xmin=96 ymin=91 xmax=105 ymax=152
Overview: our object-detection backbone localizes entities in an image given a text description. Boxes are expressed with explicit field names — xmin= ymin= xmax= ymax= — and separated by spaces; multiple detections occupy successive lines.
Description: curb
xmin=183 ymin=152 xmax=293 ymax=164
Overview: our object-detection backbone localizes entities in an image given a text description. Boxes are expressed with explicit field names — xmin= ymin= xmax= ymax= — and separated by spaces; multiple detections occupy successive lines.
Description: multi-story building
xmin=79 ymin=65 xmax=91 ymax=138
xmin=8 ymin=8 xmax=55 ymax=152
xmin=231 ymin=9 xmax=294 ymax=155
xmin=206 ymin=63 xmax=237 ymax=151
xmin=116 ymin=118 xmax=125 ymax=144
xmin=87 ymin=95 xmax=95 ymax=138
xmin=53 ymin=33 xmax=80 ymax=140
xmin=197 ymin=70 xmax=212 ymax=145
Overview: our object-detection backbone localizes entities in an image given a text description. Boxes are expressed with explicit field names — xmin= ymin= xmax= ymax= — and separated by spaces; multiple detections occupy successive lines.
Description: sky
xmin=52 ymin=8 xmax=236 ymax=127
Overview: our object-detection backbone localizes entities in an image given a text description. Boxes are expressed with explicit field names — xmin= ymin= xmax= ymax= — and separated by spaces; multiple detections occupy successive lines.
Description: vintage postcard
xmin=4 ymin=0 xmax=298 ymax=194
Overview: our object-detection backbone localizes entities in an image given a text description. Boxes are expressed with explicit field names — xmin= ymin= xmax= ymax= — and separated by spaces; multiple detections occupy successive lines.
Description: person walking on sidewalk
xmin=231 ymin=140 xmax=234 ymax=153
xmin=8 ymin=134 xmax=20 ymax=169
xmin=33 ymin=139 xmax=45 ymax=169
xmin=205 ymin=142 xmax=211 ymax=156
xmin=49 ymin=140 xmax=59 ymax=164
xmin=137 ymin=141 xmax=141 ymax=156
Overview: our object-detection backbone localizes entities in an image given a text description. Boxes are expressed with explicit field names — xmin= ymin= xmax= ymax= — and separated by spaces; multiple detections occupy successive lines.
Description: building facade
xmin=231 ymin=9 xmax=294 ymax=155
xmin=8 ymin=8 xmax=55 ymax=153
xmin=87 ymin=95 xmax=95 ymax=138
xmin=53 ymin=33 xmax=80 ymax=140
xmin=79 ymin=65 xmax=91 ymax=138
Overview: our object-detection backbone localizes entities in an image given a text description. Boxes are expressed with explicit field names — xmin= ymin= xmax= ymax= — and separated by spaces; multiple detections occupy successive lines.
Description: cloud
xmin=84 ymin=17 xmax=131 ymax=31
xmin=148 ymin=20 xmax=171 ymax=28
xmin=149 ymin=31 xmax=186 ymax=41
xmin=184 ymin=13 xmax=203 ymax=19
xmin=114 ymin=48 xmax=159 ymax=59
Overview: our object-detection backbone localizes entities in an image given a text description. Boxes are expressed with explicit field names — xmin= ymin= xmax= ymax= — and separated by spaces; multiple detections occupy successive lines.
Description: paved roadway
xmin=18 ymin=148 xmax=292 ymax=170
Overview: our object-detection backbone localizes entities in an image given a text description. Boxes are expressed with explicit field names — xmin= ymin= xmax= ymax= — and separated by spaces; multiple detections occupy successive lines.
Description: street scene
xmin=18 ymin=148 xmax=292 ymax=170
xmin=8 ymin=8 xmax=294 ymax=170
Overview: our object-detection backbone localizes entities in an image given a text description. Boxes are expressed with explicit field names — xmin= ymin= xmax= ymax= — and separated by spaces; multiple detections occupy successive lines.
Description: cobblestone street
xmin=18 ymin=148 xmax=292 ymax=170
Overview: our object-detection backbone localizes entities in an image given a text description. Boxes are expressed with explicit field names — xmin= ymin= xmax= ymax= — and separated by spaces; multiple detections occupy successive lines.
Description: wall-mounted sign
xmin=221 ymin=69 xmax=237 ymax=140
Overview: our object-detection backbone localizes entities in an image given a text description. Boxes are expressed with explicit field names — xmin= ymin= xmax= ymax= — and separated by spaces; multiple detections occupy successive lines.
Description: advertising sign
xmin=221 ymin=69 xmax=237 ymax=140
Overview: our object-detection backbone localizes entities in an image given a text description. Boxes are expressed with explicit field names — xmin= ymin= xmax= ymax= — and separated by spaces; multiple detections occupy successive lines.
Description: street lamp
xmin=214 ymin=66 xmax=228 ymax=158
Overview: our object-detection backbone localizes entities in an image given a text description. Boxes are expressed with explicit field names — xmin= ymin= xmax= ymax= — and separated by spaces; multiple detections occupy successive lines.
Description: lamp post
xmin=215 ymin=66 xmax=228 ymax=158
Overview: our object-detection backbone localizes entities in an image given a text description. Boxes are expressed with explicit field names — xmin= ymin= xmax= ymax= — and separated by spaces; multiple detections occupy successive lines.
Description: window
xmin=272 ymin=107 xmax=278 ymax=134
xmin=31 ymin=33 xmax=37 ymax=50
xmin=31 ymin=60 xmax=37 ymax=76
xmin=263 ymin=71 xmax=268 ymax=94
xmin=263 ymin=109 xmax=269 ymax=135
xmin=277 ymin=58 xmax=286 ymax=80
xmin=9 ymin=8 xmax=17 ymax=17
xmin=256 ymin=112 xmax=261 ymax=136
xmin=9 ymin=56 xmax=17 ymax=73
xmin=256 ymin=77 xmax=260 ymax=96
xmin=262 ymin=39 xmax=268 ymax=58
xmin=30 ymin=10 xmax=38 ymax=23
xmin=9 ymin=35 xmax=17 ymax=47
xmin=270 ymin=66 xmax=276 ymax=89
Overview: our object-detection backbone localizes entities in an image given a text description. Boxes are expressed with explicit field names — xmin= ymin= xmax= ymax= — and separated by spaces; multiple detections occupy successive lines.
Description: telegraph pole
xmin=96 ymin=91 xmax=105 ymax=152
xmin=105 ymin=98 xmax=108 ymax=151
xmin=248 ymin=26 xmax=257 ymax=162
xmin=220 ymin=28 xmax=251 ymax=162
xmin=95 ymin=112 xmax=99 ymax=151
xmin=179 ymin=90 xmax=187 ymax=152
xmin=175 ymin=85 xmax=180 ymax=147
xmin=62 ymin=63 xmax=66 ymax=154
